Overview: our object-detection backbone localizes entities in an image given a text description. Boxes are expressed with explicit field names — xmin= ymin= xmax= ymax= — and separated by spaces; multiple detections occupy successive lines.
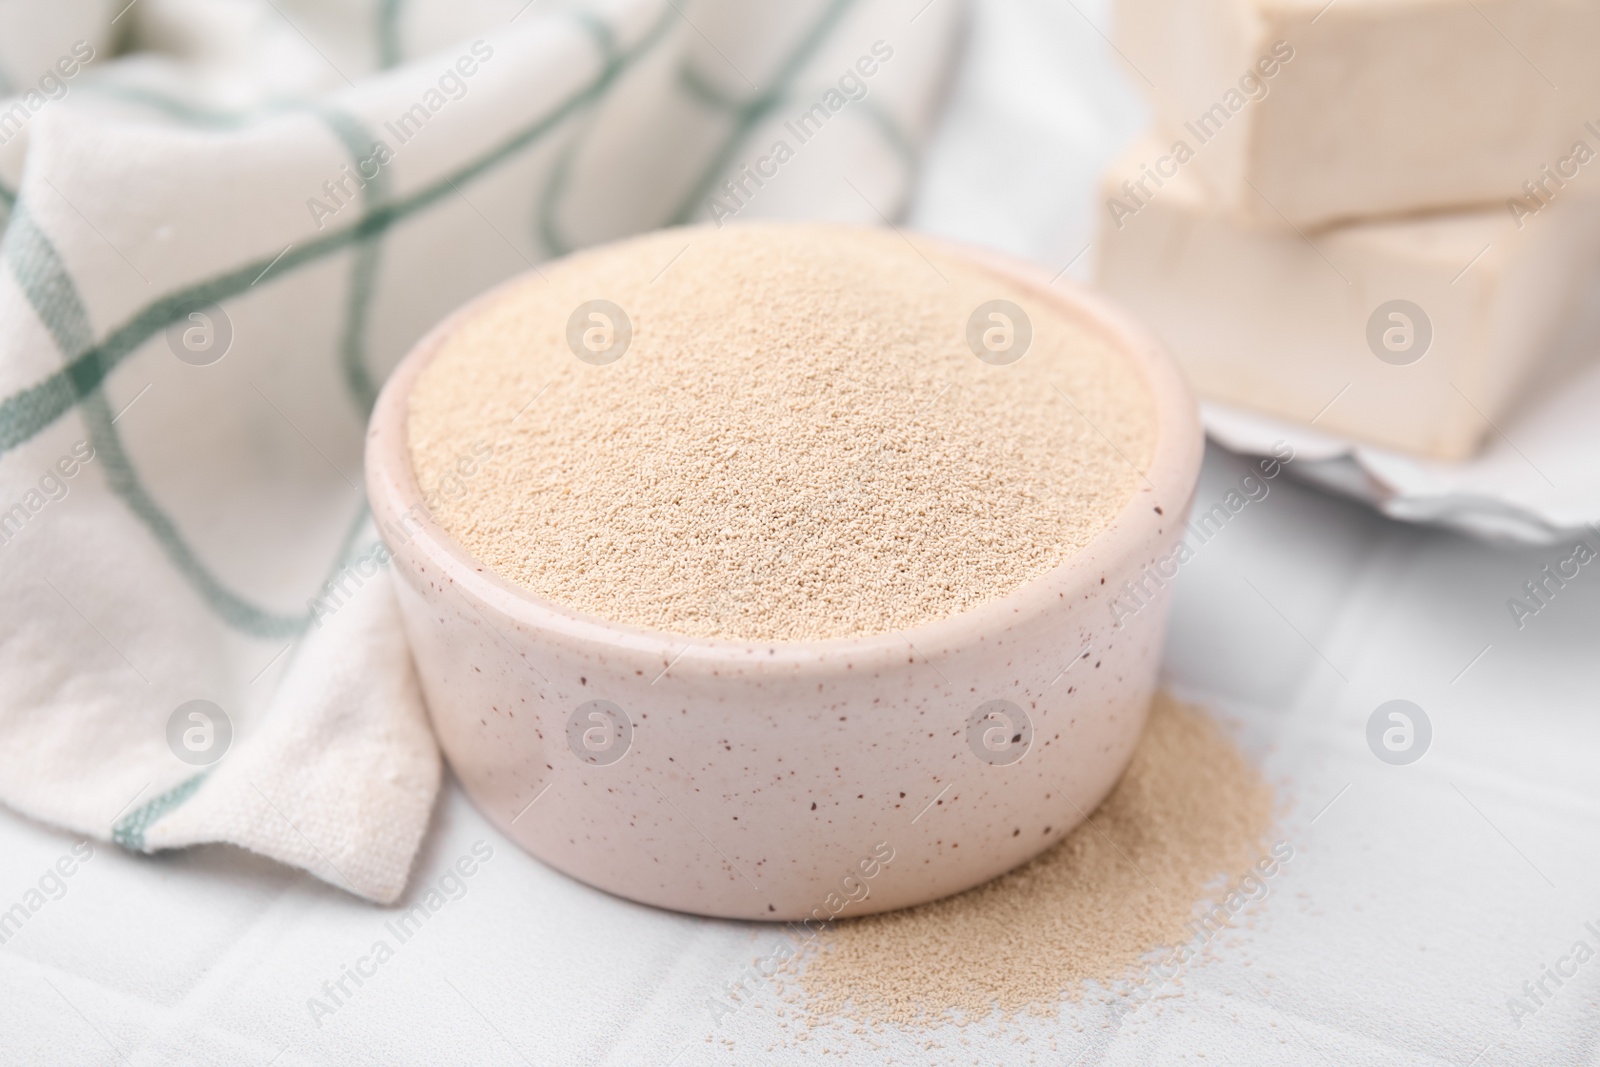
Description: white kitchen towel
xmin=0 ymin=0 xmax=961 ymax=902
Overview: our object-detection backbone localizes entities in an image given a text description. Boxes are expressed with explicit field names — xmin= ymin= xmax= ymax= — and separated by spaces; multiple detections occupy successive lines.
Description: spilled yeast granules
xmin=796 ymin=694 xmax=1276 ymax=1026
xmin=407 ymin=223 xmax=1156 ymax=642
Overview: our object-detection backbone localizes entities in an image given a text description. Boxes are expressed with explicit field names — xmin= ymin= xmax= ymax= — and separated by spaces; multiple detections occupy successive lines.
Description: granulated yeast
xmin=796 ymin=694 xmax=1276 ymax=1025
xmin=407 ymin=223 xmax=1156 ymax=642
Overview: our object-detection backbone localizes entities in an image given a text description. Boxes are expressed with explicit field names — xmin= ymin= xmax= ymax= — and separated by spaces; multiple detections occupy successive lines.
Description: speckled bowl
xmin=366 ymin=237 xmax=1202 ymax=922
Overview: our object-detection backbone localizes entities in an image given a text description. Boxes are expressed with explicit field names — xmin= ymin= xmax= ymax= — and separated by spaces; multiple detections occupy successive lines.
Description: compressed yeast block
xmin=1114 ymin=0 xmax=1600 ymax=228
xmin=1095 ymin=138 xmax=1600 ymax=460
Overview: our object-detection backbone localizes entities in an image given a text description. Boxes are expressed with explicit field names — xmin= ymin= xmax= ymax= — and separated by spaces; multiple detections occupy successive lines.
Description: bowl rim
xmin=366 ymin=222 xmax=1203 ymax=673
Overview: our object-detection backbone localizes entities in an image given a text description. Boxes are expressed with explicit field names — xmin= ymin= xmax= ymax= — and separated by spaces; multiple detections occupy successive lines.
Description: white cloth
xmin=0 ymin=0 xmax=962 ymax=902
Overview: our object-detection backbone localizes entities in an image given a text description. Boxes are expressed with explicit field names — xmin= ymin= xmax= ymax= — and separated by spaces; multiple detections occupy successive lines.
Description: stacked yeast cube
xmin=1096 ymin=0 xmax=1600 ymax=459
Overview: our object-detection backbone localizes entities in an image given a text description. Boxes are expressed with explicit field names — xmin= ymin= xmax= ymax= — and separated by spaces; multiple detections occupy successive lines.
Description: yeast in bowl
xmin=366 ymin=223 xmax=1202 ymax=920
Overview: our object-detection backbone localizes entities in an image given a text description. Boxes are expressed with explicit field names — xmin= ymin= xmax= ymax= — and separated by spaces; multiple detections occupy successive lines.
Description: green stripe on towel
xmin=312 ymin=106 xmax=393 ymax=417
xmin=113 ymin=774 xmax=206 ymax=850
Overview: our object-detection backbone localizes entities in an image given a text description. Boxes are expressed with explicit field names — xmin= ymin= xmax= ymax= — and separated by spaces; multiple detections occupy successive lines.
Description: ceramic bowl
xmin=366 ymin=237 xmax=1202 ymax=921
